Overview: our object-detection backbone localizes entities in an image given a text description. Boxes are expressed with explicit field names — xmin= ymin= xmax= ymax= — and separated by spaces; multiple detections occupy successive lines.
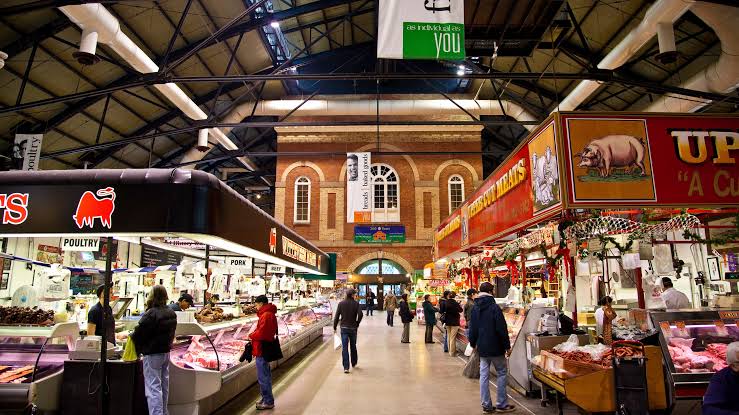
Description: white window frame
xmin=371 ymin=163 xmax=400 ymax=222
xmin=293 ymin=176 xmax=311 ymax=224
xmin=448 ymin=174 xmax=465 ymax=212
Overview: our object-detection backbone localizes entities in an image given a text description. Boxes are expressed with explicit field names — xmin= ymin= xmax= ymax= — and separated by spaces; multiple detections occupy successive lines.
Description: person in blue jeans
xmin=333 ymin=289 xmax=363 ymax=373
xmin=468 ymin=282 xmax=515 ymax=413
xmin=249 ymin=295 xmax=279 ymax=410
xmin=131 ymin=285 xmax=177 ymax=415
xmin=438 ymin=291 xmax=450 ymax=352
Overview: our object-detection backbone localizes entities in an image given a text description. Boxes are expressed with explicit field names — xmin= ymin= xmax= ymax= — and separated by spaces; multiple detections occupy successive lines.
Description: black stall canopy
xmin=0 ymin=168 xmax=329 ymax=275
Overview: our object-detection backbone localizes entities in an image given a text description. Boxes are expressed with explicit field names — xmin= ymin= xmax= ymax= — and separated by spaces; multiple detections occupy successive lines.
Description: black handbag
xmin=262 ymin=328 xmax=284 ymax=362
xmin=239 ymin=341 xmax=253 ymax=363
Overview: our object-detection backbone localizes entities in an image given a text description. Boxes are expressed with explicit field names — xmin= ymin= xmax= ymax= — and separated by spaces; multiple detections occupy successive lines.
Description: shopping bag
xmin=122 ymin=338 xmax=138 ymax=362
xmin=462 ymin=350 xmax=480 ymax=379
xmin=333 ymin=333 xmax=342 ymax=350
xmin=464 ymin=343 xmax=474 ymax=357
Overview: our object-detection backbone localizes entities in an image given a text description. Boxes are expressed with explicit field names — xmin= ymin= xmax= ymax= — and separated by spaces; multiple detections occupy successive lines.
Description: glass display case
xmin=283 ymin=307 xmax=319 ymax=336
xmin=0 ymin=322 xmax=79 ymax=412
xmin=651 ymin=309 xmax=739 ymax=400
xmin=311 ymin=301 xmax=332 ymax=320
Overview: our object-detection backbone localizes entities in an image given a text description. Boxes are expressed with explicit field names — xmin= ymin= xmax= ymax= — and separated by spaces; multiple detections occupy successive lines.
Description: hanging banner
xmin=267 ymin=264 xmax=286 ymax=274
xmin=354 ymin=225 xmax=405 ymax=244
xmin=346 ymin=152 xmax=372 ymax=223
xmin=225 ymin=256 xmax=253 ymax=271
xmin=13 ymin=134 xmax=43 ymax=171
xmin=377 ymin=0 xmax=465 ymax=60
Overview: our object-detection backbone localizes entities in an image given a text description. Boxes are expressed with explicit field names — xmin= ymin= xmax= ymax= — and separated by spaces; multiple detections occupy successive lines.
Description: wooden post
xmin=635 ymin=267 xmax=646 ymax=309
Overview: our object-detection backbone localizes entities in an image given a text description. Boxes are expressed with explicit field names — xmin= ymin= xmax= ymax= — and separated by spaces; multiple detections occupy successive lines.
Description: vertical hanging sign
xmin=13 ymin=134 xmax=43 ymax=171
xmin=346 ymin=152 xmax=372 ymax=223
xmin=377 ymin=0 xmax=465 ymax=60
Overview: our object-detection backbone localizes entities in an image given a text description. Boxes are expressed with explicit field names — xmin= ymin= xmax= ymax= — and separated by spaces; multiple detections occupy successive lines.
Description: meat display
xmin=241 ymin=304 xmax=259 ymax=315
xmin=0 ymin=306 xmax=54 ymax=326
xmin=194 ymin=307 xmax=234 ymax=323
xmin=0 ymin=365 xmax=34 ymax=384
xmin=667 ymin=337 xmax=728 ymax=373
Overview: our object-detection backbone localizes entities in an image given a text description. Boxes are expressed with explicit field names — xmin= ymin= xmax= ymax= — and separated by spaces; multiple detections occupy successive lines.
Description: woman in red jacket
xmin=249 ymin=295 xmax=278 ymax=410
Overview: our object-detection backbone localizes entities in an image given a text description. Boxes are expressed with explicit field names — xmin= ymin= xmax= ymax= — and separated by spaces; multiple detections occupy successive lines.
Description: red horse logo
xmin=73 ymin=187 xmax=116 ymax=229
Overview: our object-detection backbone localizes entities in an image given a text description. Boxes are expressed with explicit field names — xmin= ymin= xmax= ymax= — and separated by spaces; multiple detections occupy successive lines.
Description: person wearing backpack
xmin=469 ymin=282 xmax=514 ymax=413
xmin=249 ymin=295 xmax=278 ymax=410
xmin=398 ymin=293 xmax=414 ymax=343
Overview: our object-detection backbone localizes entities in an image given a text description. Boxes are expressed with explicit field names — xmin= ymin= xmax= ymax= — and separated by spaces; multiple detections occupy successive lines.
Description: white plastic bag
xmin=333 ymin=333 xmax=342 ymax=350
xmin=464 ymin=343 xmax=474 ymax=357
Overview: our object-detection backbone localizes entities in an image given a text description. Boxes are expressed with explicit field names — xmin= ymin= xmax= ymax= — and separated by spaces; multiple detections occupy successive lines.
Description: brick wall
xmin=274 ymin=127 xmax=483 ymax=273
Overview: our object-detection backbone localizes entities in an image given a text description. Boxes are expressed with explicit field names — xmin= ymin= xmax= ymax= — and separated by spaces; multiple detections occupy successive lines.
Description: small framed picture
xmin=0 ymin=273 xmax=8 ymax=290
xmin=707 ymin=257 xmax=722 ymax=282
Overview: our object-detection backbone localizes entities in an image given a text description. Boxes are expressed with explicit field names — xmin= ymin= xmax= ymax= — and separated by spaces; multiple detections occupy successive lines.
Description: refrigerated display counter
xmin=650 ymin=309 xmax=739 ymax=402
xmin=0 ymin=322 xmax=79 ymax=413
xmin=168 ymin=303 xmax=332 ymax=415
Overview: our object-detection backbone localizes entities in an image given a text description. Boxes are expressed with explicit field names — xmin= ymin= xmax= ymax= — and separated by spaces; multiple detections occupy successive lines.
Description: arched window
xmin=356 ymin=259 xmax=405 ymax=275
xmin=294 ymin=176 xmax=311 ymax=223
xmin=448 ymin=174 xmax=465 ymax=211
xmin=371 ymin=164 xmax=399 ymax=222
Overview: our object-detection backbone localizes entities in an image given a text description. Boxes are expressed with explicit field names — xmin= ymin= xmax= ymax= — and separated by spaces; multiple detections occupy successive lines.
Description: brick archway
xmin=347 ymin=251 xmax=416 ymax=275
xmin=433 ymin=159 xmax=479 ymax=182
xmin=280 ymin=161 xmax=326 ymax=182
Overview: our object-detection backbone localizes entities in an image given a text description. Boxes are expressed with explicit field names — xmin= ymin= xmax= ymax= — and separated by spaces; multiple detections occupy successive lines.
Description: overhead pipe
xmin=556 ymin=0 xmax=694 ymax=111
xmin=644 ymin=2 xmax=739 ymax=112
xmin=58 ymin=4 xmax=263 ymax=180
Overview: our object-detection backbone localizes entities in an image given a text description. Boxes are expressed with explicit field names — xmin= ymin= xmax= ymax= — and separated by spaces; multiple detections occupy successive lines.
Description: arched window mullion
xmin=294 ymin=176 xmax=311 ymax=224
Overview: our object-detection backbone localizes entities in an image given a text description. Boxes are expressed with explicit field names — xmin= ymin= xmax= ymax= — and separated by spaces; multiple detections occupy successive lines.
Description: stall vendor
xmin=87 ymin=284 xmax=116 ymax=345
xmin=702 ymin=342 xmax=739 ymax=415
xmin=660 ymin=277 xmax=690 ymax=310
xmin=169 ymin=293 xmax=194 ymax=312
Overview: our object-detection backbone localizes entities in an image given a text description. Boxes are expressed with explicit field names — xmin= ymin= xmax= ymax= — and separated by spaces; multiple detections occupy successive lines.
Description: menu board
xmin=70 ymin=271 xmax=104 ymax=295
xmin=140 ymin=245 xmax=184 ymax=267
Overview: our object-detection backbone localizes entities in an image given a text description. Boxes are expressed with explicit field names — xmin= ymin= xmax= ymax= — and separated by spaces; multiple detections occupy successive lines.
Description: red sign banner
xmin=561 ymin=113 xmax=739 ymax=207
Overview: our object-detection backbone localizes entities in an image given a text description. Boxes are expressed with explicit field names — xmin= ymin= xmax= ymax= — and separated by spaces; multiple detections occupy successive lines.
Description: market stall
xmin=0 ymin=168 xmax=333 ymax=414
xmin=433 ymin=112 xmax=739 ymax=404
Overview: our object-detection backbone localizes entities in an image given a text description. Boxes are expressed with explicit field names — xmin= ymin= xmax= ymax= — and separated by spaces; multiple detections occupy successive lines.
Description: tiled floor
xmin=213 ymin=311 xmax=574 ymax=415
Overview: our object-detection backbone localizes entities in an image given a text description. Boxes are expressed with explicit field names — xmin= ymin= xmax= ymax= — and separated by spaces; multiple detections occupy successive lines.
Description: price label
xmin=715 ymin=321 xmax=728 ymax=337
xmin=675 ymin=321 xmax=689 ymax=337
xmin=659 ymin=321 xmax=672 ymax=338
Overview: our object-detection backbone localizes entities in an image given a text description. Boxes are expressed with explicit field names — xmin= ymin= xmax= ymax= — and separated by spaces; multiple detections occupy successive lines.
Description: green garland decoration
xmin=682 ymin=214 xmax=739 ymax=247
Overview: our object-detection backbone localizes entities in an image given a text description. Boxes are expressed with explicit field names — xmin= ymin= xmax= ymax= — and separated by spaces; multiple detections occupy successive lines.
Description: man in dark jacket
xmin=421 ymin=295 xmax=438 ymax=344
xmin=445 ymin=292 xmax=463 ymax=357
xmin=398 ymin=293 xmax=414 ymax=343
xmin=469 ymin=282 xmax=514 ymax=413
xmin=333 ymin=289 xmax=363 ymax=373
xmin=249 ymin=295 xmax=278 ymax=410
xmin=463 ymin=288 xmax=477 ymax=336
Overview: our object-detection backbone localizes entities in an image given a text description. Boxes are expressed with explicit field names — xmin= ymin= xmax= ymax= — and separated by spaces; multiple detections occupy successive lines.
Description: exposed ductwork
xmin=58 ymin=4 xmax=263 ymax=180
xmin=221 ymin=98 xmax=538 ymax=131
xmin=644 ymin=2 xmax=739 ymax=112
xmin=556 ymin=0 xmax=694 ymax=111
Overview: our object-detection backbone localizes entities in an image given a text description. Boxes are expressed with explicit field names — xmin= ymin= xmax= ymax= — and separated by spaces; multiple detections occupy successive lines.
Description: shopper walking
xmin=422 ymin=295 xmax=438 ymax=344
xmin=333 ymin=289 xmax=363 ymax=373
xmin=439 ymin=291 xmax=450 ymax=353
xmin=384 ymin=291 xmax=398 ymax=327
xmin=469 ymin=282 xmax=514 ymax=413
xmin=463 ymin=288 xmax=477 ymax=337
xmin=398 ymin=293 xmax=414 ymax=343
xmin=130 ymin=285 xmax=177 ymax=415
xmin=248 ymin=295 xmax=278 ymax=410
xmin=445 ymin=292 xmax=463 ymax=357
xmin=366 ymin=289 xmax=376 ymax=316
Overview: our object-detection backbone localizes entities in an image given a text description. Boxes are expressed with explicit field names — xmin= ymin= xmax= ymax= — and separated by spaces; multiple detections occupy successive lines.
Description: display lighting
xmin=270 ymin=21 xmax=280 ymax=29
xmin=256 ymin=194 xmax=262 ymax=200
xmin=457 ymin=69 xmax=465 ymax=76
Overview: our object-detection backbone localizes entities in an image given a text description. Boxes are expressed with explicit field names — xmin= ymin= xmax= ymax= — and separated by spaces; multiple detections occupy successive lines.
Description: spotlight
xmin=457 ymin=69 xmax=465 ymax=76
xmin=256 ymin=194 xmax=262 ymax=199
xmin=270 ymin=21 xmax=280 ymax=29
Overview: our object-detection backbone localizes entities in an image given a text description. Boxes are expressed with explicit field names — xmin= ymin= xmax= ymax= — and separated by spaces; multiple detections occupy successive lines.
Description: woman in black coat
xmin=398 ymin=293 xmax=414 ymax=344
xmin=444 ymin=292 xmax=463 ymax=357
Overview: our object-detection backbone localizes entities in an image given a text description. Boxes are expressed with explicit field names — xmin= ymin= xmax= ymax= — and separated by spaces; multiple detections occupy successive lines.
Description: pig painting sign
xmin=561 ymin=113 xmax=739 ymax=207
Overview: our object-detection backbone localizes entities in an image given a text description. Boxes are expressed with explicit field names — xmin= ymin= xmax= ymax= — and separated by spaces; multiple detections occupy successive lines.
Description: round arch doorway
xmin=352 ymin=258 xmax=410 ymax=311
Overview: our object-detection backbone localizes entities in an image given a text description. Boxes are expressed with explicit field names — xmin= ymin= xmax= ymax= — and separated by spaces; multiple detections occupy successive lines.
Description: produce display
xmin=194 ymin=307 xmax=234 ymax=323
xmin=0 ymin=365 xmax=34 ymax=384
xmin=668 ymin=338 xmax=728 ymax=373
xmin=0 ymin=306 xmax=54 ymax=326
